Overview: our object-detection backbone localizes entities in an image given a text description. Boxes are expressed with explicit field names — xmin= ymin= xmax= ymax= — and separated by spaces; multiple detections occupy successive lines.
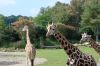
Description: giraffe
xmin=46 ymin=23 xmax=97 ymax=66
xmin=22 ymin=25 xmax=36 ymax=66
xmin=80 ymin=32 xmax=100 ymax=55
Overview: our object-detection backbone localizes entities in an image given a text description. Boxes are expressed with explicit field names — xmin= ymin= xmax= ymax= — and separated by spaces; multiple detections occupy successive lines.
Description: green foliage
xmin=80 ymin=0 xmax=100 ymax=41
xmin=34 ymin=7 xmax=52 ymax=27
xmin=52 ymin=2 xmax=69 ymax=24
xmin=0 ymin=14 xmax=6 ymax=29
xmin=81 ymin=0 xmax=100 ymax=28
xmin=0 ymin=0 xmax=100 ymax=48
xmin=34 ymin=2 xmax=69 ymax=26
xmin=0 ymin=27 xmax=21 ymax=46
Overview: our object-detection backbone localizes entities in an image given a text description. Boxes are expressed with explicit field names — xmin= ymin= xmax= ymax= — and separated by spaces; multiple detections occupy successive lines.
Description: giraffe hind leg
xmin=27 ymin=57 xmax=29 ymax=66
xmin=31 ymin=59 xmax=34 ymax=66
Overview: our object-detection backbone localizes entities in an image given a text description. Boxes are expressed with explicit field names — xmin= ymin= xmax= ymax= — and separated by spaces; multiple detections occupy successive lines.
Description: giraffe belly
xmin=26 ymin=50 xmax=35 ymax=60
xmin=25 ymin=46 xmax=36 ymax=60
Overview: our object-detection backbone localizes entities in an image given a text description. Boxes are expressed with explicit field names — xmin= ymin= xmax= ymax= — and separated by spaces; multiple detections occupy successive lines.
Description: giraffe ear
xmin=54 ymin=24 xmax=57 ymax=28
xmin=52 ymin=22 xmax=56 ymax=27
xmin=84 ymin=32 xmax=87 ymax=35
xmin=48 ymin=22 xmax=50 ymax=26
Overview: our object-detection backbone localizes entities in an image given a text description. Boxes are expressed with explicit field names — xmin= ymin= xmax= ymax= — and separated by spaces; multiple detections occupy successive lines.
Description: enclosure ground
xmin=0 ymin=52 xmax=47 ymax=66
xmin=0 ymin=48 xmax=100 ymax=66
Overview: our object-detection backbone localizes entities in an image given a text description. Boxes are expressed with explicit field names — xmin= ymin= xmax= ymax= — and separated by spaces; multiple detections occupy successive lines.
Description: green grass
xmin=36 ymin=49 xmax=67 ymax=66
xmin=36 ymin=46 xmax=100 ymax=66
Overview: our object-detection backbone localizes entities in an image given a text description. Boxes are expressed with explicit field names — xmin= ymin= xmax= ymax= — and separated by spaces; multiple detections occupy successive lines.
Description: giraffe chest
xmin=25 ymin=44 xmax=33 ymax=51
xmin=68 ymin=53 xmax=97 ymax=66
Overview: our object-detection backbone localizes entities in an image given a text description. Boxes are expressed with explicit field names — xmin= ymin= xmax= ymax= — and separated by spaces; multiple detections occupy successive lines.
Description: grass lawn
xmin=36 ymin=46 xmax=100 ymax=66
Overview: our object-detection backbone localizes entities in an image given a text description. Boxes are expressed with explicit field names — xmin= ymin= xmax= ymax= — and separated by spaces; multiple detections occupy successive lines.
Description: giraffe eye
xmin=50 ymin=27 xmax=52 ymax=29
xmin=52 ymin=29 xmax=54 ymax=30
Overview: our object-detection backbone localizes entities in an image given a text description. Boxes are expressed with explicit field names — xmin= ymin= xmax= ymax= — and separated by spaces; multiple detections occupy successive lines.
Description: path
xmin=0 ymin=52 xmax=47 ymax=66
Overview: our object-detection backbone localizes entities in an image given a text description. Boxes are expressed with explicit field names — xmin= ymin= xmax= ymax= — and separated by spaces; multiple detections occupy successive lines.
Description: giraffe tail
xmin=31 ymin=59 xmax=34 ymax=66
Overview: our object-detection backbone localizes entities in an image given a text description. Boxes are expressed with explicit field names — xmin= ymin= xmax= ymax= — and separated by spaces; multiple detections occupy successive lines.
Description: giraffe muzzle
xmin=46 ymin=33 xmax=49 ymax=37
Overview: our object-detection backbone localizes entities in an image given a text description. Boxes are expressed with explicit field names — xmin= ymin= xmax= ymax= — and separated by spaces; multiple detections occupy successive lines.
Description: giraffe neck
xmin=89 ymin=38 xmax=98 ymax=48
xmin=54 ymin=32 xmax=82 ymax=56
xmin=26 ymin=29 xmax=31 ymax=44
xmin=89 ymin=38 xmax=100 ymax=54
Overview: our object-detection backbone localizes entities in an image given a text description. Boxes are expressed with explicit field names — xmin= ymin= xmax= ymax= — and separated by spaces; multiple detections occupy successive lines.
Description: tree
xmin=80 ymin=0 xmax=100 ymax=42
xmin=0 ymin=14 xmax=6 ymax=29
xmin=5 ymin=15 xmax=17 ymax=26
xmin=66 ymin=0 xmax=85 ymax=27
xmin=51 ymin=2 xmax=69 ymax=24
xmin=34 ymin=7 xmax=52 ymax=27
xmin=34 ymin=2 xmax=69 ymax=27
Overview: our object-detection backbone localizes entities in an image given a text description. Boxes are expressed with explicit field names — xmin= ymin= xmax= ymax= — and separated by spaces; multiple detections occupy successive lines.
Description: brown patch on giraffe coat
xmin=64 ymin=46 xmax=68 ymax=50
xmin=67 ymin=49 xmax=73 ymax=55
xmin=68 ymin=44 xmax=71 ymax=48
xmin=61 ymin=40 xmax=65 ymax=48
xmin=80 ymin=59 xmax=84 ymax=63
xmin=62 ymin=37 xmax=65 ymax=41
xmin=56 ymin=36 xmax=59 ymax=40
xmin=72 ymin=47 xmax=76 ymax=52
xmin=61 ymin=40 xmax=64 ymax=45
xmin=54 ymin=33 xmax=57 ymax=36
xmin=58 ymin=39 xmax=61 ymax=42
xmin=74 ymin=53 xmax=79 ymax=59
xmin=77 ymin=51 xmax=80 ymax=55
xmin=59 ymin=35 xmax=61 ymax=38
xmin=65 ymin=41 xmax=67 ymax=44
xmin=85 ymin=63 xmax=89 ymax=66
xmin=80 ymin=55 xmax=82 ymax=58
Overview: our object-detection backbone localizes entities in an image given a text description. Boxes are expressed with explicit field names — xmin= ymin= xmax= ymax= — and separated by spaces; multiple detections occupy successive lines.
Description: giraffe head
xmin=22 ymin=25 xmax=28 ymax=31
xmin=46 ymin=23 xmax=57 ymax=37
xmin=80 ymin=32 xmax=91 ymax=43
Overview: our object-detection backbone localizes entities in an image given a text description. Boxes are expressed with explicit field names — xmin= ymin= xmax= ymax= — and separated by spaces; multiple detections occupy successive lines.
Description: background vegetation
xmin=0 ymin=0 xmax=100 ymax=48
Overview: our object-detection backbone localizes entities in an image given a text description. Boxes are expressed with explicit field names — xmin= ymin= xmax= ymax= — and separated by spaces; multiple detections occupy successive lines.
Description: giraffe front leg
xmin=26 ymin=57 xmax=29 ymax=66
xmin=66 ymin=58 xmax=75 ymax=66
xmin=66 ymin=58 xmax=70 ymax=66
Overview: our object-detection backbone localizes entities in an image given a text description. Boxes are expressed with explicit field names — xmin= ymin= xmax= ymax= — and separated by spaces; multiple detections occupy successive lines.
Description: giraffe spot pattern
xmin=64 ymin=46 xmax=67 ymax=50
xmin=53 ymin=32 xmax=97 ymax=66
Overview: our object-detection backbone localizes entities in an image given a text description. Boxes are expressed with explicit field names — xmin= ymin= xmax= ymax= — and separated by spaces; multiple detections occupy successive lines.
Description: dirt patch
xmin=0 ymin=52 xmax=47 ymax=66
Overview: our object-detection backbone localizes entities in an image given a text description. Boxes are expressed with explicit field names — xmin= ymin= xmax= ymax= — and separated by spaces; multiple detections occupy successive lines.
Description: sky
xmin=0 ymin=0 xmax=71 ymax=17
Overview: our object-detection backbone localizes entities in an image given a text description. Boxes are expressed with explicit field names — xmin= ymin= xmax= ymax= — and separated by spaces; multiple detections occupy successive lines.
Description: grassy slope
xmin=36 ymin=46 xmax=100 ymax=66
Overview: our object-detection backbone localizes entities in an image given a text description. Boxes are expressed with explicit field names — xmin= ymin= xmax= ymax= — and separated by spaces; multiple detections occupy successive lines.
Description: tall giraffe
xmin=46 ymin=23 xmax=97 ymax=66
xmin=80 ymin=32 xmax=100 ymax=55
xmin=22 ymin=25 xmax=36 ymax=66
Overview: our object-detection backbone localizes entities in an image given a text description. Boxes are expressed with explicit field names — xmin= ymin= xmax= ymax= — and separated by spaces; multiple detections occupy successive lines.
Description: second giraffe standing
xmin=80 ymin=33 xmax=100 ymax=55
xmin=22 ymin=25 xmax=36 ymax=66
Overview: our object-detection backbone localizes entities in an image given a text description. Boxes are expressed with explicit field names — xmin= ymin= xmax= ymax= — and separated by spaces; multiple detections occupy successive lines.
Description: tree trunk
xmin=96 ymin=24 xmax=99 ymax=43
xmin=40 ymin=37 xmax=44 ymax=48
